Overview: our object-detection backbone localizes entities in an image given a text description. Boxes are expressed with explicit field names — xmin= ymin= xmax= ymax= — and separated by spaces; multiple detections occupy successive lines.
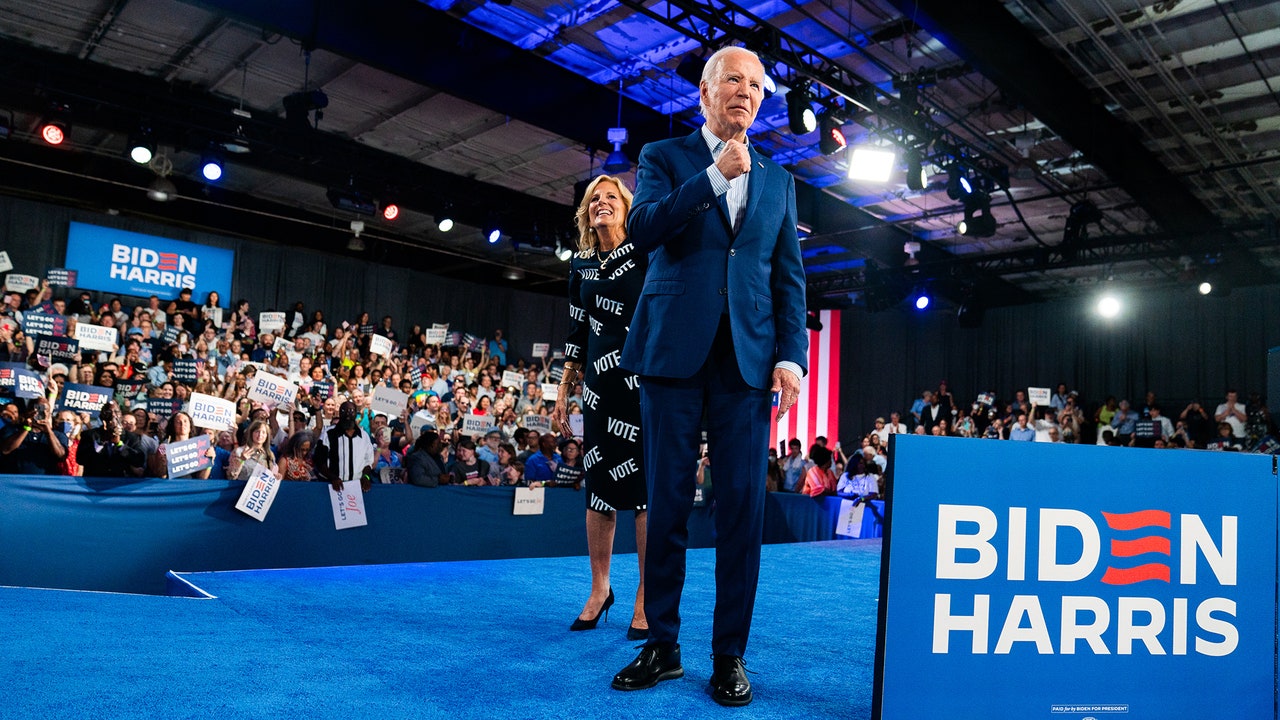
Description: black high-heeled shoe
xmin=570 ymin=588 xmax=614 ymax=631
xmin=626 ymin=624 xmax=650 ymax=641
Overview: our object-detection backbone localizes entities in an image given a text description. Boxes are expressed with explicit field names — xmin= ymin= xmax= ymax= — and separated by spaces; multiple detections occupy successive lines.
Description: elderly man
xmin=611 ymin=46 xmax=807 ymax=707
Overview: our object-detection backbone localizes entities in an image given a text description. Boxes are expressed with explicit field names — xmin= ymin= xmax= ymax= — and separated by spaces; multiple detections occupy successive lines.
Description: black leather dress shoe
xmin=611 ymin=644 xmax=683 ymax=691
xmin=709 ymin=655 xmax=752 ymax=707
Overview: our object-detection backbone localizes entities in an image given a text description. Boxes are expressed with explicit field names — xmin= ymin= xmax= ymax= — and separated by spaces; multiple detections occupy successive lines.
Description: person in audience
xmin=801 ymin=445 xmax=837 ymax=497
xmin=1179 ymin=400 xmax=1214 ymax=446
xmin=405 ymin=431 xmax=450 ymax=488
xmin=1140 ymin=390 xmax=1159 ymax=419
xmin=920 ymin=391 xmax=946 ymax=432
xmin=77 ymin=401 xmax=146 ymax=478
xmin=1206 ymin=422 xmax=1243 ymax=451
xmin=316 ymin=401 xmax=375 ymax=492
xmin=1245 ymin=391 xmax=1271 ymax=447
xmin=447 ymin=436 xmax=488 ymax=486
xmin=53 ymin=408 xmax=83 ymax=476
xmin=1009 ymin=413 xmax=1036 ymax=441
xmin=909 ymin=390 xmax=929 ymax=428
xmin=148 ymin=411 xmax=213 ymax=479
xmin=1149 ymin=405 xmax=1174 ymax=442
xmin=0 ymin=398 xmax=68 ymax=475
xmin=551 ymin=438 xmax=584 ymax=490
xmin=373 ymin=426 xmax=402 ymax=478
xmin=1110 ymin=399 xmax=1138 ymax=445
xmin=1094 ymin=396 xmax=1118 ymax=438
xmin=779 ymin=438 xmax=808 ymax=492
xmin=523 ymin=433 xmax=561 ymax=486
xmin=1050 ymin=383 xmax=1070 ymax=412
xmin=277 ymin=430 xmax=316 ymax=481
xmin=228 ymin=419 xmax=276 ymax=480
xmin=837 ymin=461 xmax=880 ymax=500
xmin=765 ymin=448 xmax=782 ymax=493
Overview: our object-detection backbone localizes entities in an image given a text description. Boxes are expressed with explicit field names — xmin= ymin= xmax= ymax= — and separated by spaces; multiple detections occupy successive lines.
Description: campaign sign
xmin=424 ymin=328 xmax=447 ymax=345
xmin=56 ymin=382 xmax=113 ymax=417
xmin=370 ymin=385 xmax=409 ymax=418
xmin=22 ymin=311 xmax=67 ymax=338
xmin=258 ymin=312 xmax=285 ymax=332
xmin=4 ymin=273 xmax=39 ymax=293
xmin=65 ymin=221 xmax=234 ymax=301
xmin=532 ymin=342 xmax=549 ymax=357
xmin=330 ymin=480 xmax=369 ymax=530
xmin=46 ymin=268 xmax=78 ymax=287
xmin=309 ymin=381 xmax=334 ymax=400
xmin=445 ymin=331 xmax=463 ymax=347
xmin=74 ymin=323 xmax=118 ymax=352
xmin=165 ymin=435 xmax=211 ymax=478
xmin=234 ymin=461 xmax=282 ymax=521
xmin=513 ymin=486 xmax=545 ymax=516
xmin=148 ymin=397 xmax=183 ymax=421
xmin=368 ymin=334 xmax=393 ymax=357
xmin=541 ymin=382 xmax=559 ymax=402
xmin=501 ymin=370 xmax=525 ymax=390
xmin=873 ymin=436 xmax=1276 ymax=720
xmin=408 ymin=365 xmax=423 ymax=385
xmin=460 ymin=413 xmax=490 ymax=438
xmin=835 ymin=498 xmax=866 ymax=538
xmin=246 ymin=371 xmax=297 ymax=407
xmin=188 ymin=392 xmax=236 ymax=431
xmin=0 ymin=251 xmax=11 ymax=273
xmin=568 ymin=414 xmax=583 ymax=437
xmin=0 ymin=367 xmax=47 ymax=400
xmin=173 ymin=358 xmax=198 ymax=384
xmin=162 ymin=325 xmax=180 ymax=344
xmin=521 ymin=415 xmax=551 ymax=435
xmin=1028 ymin=386 xmax=1052 ymax=406
xmin=202 ymin=306 xmax=223 ymax=329
xmin=431 ymin=323 xmax=449 ymax=331
xmin=35 ymin=337 xmax=78 ymax=364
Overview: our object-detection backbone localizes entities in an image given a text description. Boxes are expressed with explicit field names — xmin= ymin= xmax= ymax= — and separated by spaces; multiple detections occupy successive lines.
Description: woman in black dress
xmin=552 ymin=174 xmax=649 ymax=640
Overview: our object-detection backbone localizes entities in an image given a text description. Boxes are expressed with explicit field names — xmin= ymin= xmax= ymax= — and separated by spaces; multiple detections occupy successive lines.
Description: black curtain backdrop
xmin=0 ymin=196 xmax=572 ymax=364
xmin=836 ymin=285 xmax=1280 ymax=444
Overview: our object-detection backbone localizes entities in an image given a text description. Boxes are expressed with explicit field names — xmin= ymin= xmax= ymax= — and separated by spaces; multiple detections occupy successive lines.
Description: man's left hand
xmin=772 ymin=367 xmax=801 ymax=421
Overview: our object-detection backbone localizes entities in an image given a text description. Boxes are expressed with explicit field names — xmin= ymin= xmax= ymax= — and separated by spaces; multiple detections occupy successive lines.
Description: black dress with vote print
xmin=564 ymin=240 xmax=648 ymax=514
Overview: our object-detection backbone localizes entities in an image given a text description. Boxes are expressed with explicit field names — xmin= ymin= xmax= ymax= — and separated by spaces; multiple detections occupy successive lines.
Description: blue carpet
xmin=1 ymin=539 xmax=881 ymax=719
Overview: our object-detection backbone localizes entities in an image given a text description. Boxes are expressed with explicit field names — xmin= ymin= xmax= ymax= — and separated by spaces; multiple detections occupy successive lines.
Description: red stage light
xmin=41 ymin=122 xmax=66 ymax=146
xmin=382 ymin=203 xmax=400 ymax=221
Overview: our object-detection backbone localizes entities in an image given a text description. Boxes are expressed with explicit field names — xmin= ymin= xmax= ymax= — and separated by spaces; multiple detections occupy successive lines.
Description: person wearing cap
xmin=315 ymin=400 xmax=375 ymax=492
xmin=477 ymin=430 xmax=502 ymax=466
xmin=871 ymin=417 xmax=889 ymax=444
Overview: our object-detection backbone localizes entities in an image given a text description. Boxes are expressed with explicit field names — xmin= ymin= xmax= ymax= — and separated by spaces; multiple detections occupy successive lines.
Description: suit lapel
xmin=684 ymin=128 xmax=734 ymax=234
xmin=738 ymin=144 xmax=768 ymax=241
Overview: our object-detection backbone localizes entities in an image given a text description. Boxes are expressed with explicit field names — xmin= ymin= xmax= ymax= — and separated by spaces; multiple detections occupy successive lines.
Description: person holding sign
xmin=610 ymin=47 xmax=808 ymax=707
xmin=148 ymin=412 xmax=213 ymax=479
xmin=549 ymin=173 xmax=651 ymax=640
xmin=315 ymin=401 xmax=375 ymax=492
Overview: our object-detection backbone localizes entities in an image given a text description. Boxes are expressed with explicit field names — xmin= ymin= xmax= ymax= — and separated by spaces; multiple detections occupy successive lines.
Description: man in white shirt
xmin=317 ymin=401 xmax=375 ymax=491
xmin=1214 ymin=390 xmax=1247 ymax=439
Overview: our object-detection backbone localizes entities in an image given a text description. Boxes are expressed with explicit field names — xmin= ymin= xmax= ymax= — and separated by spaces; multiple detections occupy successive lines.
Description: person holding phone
xmin=0 ymin=398 xmax=68 ymax=474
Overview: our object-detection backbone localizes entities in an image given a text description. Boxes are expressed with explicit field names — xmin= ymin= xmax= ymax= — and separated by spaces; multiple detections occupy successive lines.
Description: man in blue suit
xmin=610 ymin=46 xmax=808 ymax=707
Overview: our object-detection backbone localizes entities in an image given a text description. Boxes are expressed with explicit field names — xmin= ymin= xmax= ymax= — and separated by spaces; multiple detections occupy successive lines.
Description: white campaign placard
xmin=4 ymin=273 xmax=38 ymax=293
xmin=522 ymin=415 xmax=552 ymax=434
xmin=370 ymin=385 xmax=409 ymax=418
xmin=0 ymin=251 xmax=12 ymax=273
xmin=541 ymin=382 xmax=559 ymax=402
xmin=330 ymin=480 xmax=369 ymax=530
xmin=513 ymin=486 xmax=545 ymax=515
xmin=74 ymin=323 xmax=119 ymax=351
xmin=246 ymin=371 xmax=298 ymax=407
xmin=409 ymin=410 xmax=435 ymax=435
xmin=258 ymin=311 xmax=285 ymax=332
xmin=501 ymin=370 xmax=525 ymax=390
xmin=532 ymin=343 xmax=549 ymax=357
xmin=1028 ymin=386 xmax=1052 ymax=406
xmin=272 ymin=336 xmax=292 ymax=352
xmin=431 ymin=323 xmax=449 ymax=331
xmin=202 ymin=306 xmax=223 ymax=329
xmin=424 ymin=328 xmax=447 ymax=345
xmin=369 ymin=333 xmax=394 ymax=357
xmin=235 ymin=462 xmax=282 ymax=521
xmin=461 ymin=413 xmax=490 ymax=438
xmin=187 ymin=392 xmax=237 ymax=430
xmin=835 ymin=498 xmax=866 ymax=538
xmin=568 ymin=414 xmax=583 ymax=437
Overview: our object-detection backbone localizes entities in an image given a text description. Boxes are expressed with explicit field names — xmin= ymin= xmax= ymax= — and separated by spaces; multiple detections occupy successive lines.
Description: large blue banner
xmin=875 ymin=436 xmax=1276 ymax=719
xmin=65 ymin=222 xmax=234 ymax=302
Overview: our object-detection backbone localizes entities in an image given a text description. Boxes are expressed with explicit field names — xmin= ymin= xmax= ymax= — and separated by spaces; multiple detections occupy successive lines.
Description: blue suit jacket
xmin=620 ymin=129 xmax=808 ymax=390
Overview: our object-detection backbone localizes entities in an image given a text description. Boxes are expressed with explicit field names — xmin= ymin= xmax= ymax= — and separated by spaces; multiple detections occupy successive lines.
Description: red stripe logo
xmin=157 ymin=252 xmax=179 ymax=271
xmin=1102 ymin=509 xmax=1172 ymax=585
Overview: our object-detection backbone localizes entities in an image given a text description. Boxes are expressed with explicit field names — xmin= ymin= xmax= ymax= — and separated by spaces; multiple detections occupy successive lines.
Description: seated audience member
xmin=885 ymin=411 xmax=908 ymax=437
xmin=1009 ymin=413 xmax=1036 ymax=441
xmin=1148 ymin=405 xmax=1174 ymax=441
xmin=447 ymin=436 xmax=488 ymax=486
xmin=523 ymin=433 xmax=561 ymax=486
xmin=1179 ymin=401 xmax=1214 ymax=446
xmin=1094 ymin=396 xmax=1119 ymax=438
xmin=802 ymin=445 xmax=837 ymax=497
xmin=837 ymin=462 xmax=881 ymax=500
xmin=779 ymin=438 xmax=809 ymax=492
xmin=0 ymin=399 xmax=69 ymax=475
xmin=77 ymin=401 xmax=147 ymax=478
xmin=1109 ymin=399 xmax=1138 ymax=445
xmin=1206 ymin=422 xmax=1243 ymax=452
xmin=1045 ymin=427 xmax=1063 ymax=443
xmin=550 ymin=438 xmax=584 ymax=489
xmin=278 ymin=431 xmax=316 ymax=482
xmin=405 ymin=431 xmax=450 ymax=488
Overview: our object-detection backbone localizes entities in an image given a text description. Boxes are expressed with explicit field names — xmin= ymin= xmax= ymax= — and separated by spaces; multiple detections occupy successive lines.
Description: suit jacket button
xmin=729 ymin=249 xmax=736 ymax=256
xmin=701 ymin=203 xmax=710 ymax=210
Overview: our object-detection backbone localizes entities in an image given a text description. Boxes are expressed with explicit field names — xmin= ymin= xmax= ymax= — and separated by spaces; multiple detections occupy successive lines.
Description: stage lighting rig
xmin=787 ymin=84 xmax=817 ymax=135
xmin=818 ymin=114 xmax=847 ymax=155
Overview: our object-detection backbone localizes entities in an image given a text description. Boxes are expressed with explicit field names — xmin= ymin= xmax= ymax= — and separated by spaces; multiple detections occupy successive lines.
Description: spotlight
xmin=39 ymin=105 xmax=71 ymax=146
xmin=200 ymin=149 xmax=224 ymax=182
xmin=381 ymin=203 xmax=400 ymax=221
xmin=347 ymin=220 xmax=365 ymax=251
xmin=957 ymin=192 xmax=996 ymax=237
xmin=603 ymin=127 xmax=630 ymax=173
xmin=146 ymin=176 xmax=178 ymax=202
xmin=818 ymin=114 xmax=847 ymax=155
xmin=905 ymin=148 xmax=927 ymax=191
xmin=482 ymin=223 xmax=502 ymax=244
xmin=946 ymin=167 xmax=973 ymax=200
xmin=912 ymin=289 xmax=931 ymax=310
xmin=847 ymin=146 xmax=895 ymax=182
xmin=127 ymin=128 xmax=155 ymax=165
xmin=436 ymin=214 xmax=454 ymax=233
xmin=554 ymin=239 xmax=573 ymax=262
xmin=1096 ymin=295 xmax=1121 ymax=318
xmin=787 ymin=87 xmax=816 ymax=135
xmin=1198 ymin=281 xmax=1212 ymax=296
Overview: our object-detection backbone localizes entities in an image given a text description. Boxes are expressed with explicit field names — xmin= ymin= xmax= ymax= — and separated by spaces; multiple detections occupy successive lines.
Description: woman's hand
xmin=550 ymin=399 xmax=571 ymax=437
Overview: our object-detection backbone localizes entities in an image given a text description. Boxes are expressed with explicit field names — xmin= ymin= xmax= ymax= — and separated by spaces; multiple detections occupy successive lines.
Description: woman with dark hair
xmin=405 ymin=430 xmax=450 ymax=488
xmin=148 ymin=411 xmax=214 ymax=479
xmin=549 ymin=174 xmax=649 ymax=638
xmin=229 ymin=299 xmax=256 ymax=341
xmin=228 ymin=419 xmax=275 ymax=480
xmin=278 ymin=430 xmax=316 ymax=481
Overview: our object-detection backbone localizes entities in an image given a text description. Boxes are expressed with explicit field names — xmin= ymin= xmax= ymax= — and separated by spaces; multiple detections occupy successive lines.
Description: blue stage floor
xmin=2 ymin=539 xmax=881 ymax=720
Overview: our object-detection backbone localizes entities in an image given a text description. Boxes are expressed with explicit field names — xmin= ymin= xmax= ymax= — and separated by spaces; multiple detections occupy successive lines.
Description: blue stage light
xmin=200 ymin=150 xmax=224 ymax=182
xmin=914 ymin=292 xmax=930 ymax=310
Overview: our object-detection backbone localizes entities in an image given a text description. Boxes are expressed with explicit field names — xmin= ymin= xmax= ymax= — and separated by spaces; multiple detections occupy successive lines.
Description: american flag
xmin=771 ymin=309 xmax=841 ymax=453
